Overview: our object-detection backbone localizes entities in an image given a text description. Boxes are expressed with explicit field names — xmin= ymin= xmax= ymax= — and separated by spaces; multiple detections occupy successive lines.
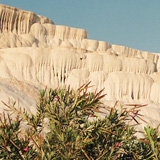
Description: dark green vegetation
xmin=0 ymin=83 xmax=160 ymax=159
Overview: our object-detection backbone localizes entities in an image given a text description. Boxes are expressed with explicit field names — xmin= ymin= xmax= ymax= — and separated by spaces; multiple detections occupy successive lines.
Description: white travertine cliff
xmin=0 ymin=4 xmax=160 ymax=134
xmin=0 ymin=4 xmax=53 ymax=34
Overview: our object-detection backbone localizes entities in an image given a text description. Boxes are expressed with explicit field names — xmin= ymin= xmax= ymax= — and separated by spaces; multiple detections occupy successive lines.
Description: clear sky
xmin=1 ymin=0 xmax=160 ymax=53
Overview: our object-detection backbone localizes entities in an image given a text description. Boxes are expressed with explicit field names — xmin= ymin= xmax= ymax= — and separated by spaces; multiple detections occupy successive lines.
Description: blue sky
xmin=1 ymin=0 xmax=160 ymax=53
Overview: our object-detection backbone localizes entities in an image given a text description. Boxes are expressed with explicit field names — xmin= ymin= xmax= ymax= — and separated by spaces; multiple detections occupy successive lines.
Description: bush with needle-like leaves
xmin=0 ymin=83 xmax=160 ymax=159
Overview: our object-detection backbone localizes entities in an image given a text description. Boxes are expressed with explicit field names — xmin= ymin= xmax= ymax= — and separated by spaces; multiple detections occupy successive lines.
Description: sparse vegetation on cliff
xmin=0 ymin=83 xmax=160 ymax=159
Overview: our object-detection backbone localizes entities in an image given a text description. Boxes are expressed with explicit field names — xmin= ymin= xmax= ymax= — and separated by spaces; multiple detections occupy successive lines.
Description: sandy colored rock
xmin=0 ymin=4 xmax=160 ymax=134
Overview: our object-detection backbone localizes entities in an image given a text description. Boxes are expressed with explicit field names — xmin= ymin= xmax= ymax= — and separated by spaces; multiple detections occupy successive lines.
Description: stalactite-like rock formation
xmin=0 ymin=4 xmax=53 ymax=34
xmin=0 ymin=4 xmax=160 ymax=131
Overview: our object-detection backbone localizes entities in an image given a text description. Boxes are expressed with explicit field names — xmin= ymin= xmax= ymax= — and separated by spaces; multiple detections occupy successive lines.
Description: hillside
xmin=0 ymin=4 xmax=160 ymax=133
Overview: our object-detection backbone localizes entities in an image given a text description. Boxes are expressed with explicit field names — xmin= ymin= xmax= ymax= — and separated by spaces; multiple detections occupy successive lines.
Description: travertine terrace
xmin=0 ymin=4 xmax=160 ymax=133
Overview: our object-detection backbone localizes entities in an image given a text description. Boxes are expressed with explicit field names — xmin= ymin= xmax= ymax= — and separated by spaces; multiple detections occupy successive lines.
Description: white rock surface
xmin=0 ymin=4 xmax=160 ymax=133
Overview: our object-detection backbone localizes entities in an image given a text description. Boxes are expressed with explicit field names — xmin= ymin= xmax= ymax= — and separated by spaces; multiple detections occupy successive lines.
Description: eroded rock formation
xmin=0 ymin=4 xmax=160 ymax=133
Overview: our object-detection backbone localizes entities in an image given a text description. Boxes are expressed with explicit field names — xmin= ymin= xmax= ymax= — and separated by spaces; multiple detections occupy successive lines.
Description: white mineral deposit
xmin=0 ymin=4 xmax=160 ymax=135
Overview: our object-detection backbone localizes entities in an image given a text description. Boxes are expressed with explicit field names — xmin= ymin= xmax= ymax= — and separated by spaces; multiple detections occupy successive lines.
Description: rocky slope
xmin=0 ymin=4 xmax=160 ymax=134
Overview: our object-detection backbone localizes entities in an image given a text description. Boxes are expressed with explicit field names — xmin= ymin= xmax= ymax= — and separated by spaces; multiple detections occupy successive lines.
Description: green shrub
xmin=0 ymin=83 xmax=160 ymax=159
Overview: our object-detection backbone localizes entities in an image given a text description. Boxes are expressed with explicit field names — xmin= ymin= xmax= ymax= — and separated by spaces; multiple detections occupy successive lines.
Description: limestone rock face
xmin=0 ymin=4 xmax=53 ymax=34
xmin=0 ymin=4 xmax=160 ymax=132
